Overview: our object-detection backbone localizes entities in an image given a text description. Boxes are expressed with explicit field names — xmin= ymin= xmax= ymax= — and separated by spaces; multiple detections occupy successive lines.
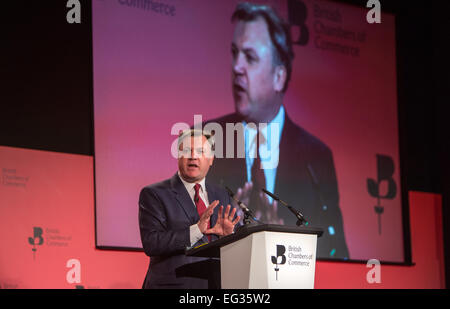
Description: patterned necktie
xmin=249 ymin=131 xmax=266 ymax=213
xmin=194 ymin=183 xmax=210 ymax=241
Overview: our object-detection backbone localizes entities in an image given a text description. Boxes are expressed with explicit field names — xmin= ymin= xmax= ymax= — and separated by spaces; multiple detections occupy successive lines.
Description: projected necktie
xmin=249 ymin=131 xmax=266 ymax=216
xmin=194 ymin=183 xmax=210 ymax=242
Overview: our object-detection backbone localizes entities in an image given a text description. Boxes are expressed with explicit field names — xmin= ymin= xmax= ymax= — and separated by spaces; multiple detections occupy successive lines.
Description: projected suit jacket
xmin=139 ymin=173 xmax=232 ymax=289
xmin=203 ymin=111 xmax=350 ymax=259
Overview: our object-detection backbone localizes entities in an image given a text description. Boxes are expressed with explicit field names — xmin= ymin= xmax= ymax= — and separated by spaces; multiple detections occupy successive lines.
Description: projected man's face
xmin=231 ymin=18 xmax=283 ymax=123
xmin=178 ymin=135 xmax=214 ymax=183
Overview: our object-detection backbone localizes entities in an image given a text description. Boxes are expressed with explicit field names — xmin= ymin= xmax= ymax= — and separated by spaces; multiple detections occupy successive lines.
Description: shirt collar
xmin=243 ymin=105 xmax=285 ymax=146
xmin=244 ymin=104 xmax=284 ymax=129
xmin=177 ymin=171 xmax=206 ymax=193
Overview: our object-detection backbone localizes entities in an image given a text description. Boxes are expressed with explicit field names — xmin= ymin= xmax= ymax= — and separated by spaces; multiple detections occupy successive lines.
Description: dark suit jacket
xmin=139 ymin=173 xmax=233 ymax=289
xmin=203 ymin=111 xmax=349 ymax=259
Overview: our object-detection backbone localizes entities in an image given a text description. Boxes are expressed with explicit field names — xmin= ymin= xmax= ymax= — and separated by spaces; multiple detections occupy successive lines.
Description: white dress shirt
xmin=177 ymin=172 xmax=209 ymax=246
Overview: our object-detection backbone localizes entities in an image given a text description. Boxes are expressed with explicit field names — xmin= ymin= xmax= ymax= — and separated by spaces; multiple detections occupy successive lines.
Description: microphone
xmin=261 ymin=188 xmax=308 ymax=226
xmin=225 ymin=186 xmax=259 ymax=224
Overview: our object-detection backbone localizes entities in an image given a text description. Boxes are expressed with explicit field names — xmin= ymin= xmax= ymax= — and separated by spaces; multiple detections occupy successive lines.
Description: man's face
xmin=231 ymin=18 xmax=281 ymax=122
xmin=178 ymin=135 xmax=214 ymax=183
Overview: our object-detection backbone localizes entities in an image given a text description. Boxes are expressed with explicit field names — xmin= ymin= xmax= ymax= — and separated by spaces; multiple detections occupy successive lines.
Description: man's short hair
xmin=177 ymin=129 xmax=215 ymax=151
xmin=232 ymin=2 xmax=295 ymax=93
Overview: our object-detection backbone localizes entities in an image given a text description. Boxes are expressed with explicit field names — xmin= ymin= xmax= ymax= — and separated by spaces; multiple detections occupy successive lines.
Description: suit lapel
xmin=170 ymin=173 xmax=199 ymax=224
xmin=205 ymin=181 xmax=219 ymax=227
xmin=275 ymin=113 xmax=308 ymax=196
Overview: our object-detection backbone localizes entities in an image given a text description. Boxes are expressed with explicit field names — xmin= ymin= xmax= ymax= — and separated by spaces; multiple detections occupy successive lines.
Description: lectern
xmin=186 ymin=224 xmax=323 ymax=289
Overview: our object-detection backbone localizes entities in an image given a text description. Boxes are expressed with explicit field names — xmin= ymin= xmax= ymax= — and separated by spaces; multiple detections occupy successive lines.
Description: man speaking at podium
xmin=139 ymin=129 xmax=240 ymax=289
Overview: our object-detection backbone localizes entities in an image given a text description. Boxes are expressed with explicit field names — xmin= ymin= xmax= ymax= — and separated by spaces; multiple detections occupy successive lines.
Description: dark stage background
xmin=2 ymin=0 xmax=449 ymax=286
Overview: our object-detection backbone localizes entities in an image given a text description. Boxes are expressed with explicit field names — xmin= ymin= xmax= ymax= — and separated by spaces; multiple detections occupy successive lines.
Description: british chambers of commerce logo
xmin=271 ymin=245 xmax=287 ymax=281
xmin=28 ymin=227 xmax=44 ymax=261
xmin=27 ymin=226 xmax=73 ymax=260
xmin=288 ymin=0 xmax=369 ymax=58
xmin=288 ymin=0 xmax=310 ymax=46
xmin=366 ymin=154 xmax=397 ymax=235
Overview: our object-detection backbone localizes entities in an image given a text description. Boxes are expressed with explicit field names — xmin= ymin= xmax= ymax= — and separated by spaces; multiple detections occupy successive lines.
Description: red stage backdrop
xmin=0 ymin=146 xmax=147 ymax=289
xmin=0 ymin=146 xmax=445 ymax=288
xmin=92 ymin=0 xmax=403 ymax=262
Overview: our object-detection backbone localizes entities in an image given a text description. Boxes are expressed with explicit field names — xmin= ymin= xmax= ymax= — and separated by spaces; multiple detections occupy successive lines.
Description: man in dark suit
xmin=139 ymin=129 xmax=240 ymax=289
xmin=203 ymin=3 xmax=349 ymax=259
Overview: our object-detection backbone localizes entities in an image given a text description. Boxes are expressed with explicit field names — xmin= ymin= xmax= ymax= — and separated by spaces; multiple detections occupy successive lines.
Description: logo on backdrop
xmin=27 ymin=227 xmax=73 ymax=260
xmin=288 ymin=0 xmax=309 ymax=46
xmin=271 ymin=245 xmax=287 ymax=281
xmin=367 ymin=154 xmax=397 ymax=235
xmin=288 ymin=0 xmax=367 ymax=57
xmin=2 ymin=168 xmax=29 ymax=188
xmin=28 ymin=227 xmax=44 ymax=261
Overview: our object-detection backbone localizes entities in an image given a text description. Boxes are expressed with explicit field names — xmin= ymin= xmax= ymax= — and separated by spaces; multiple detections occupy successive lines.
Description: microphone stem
xmin=262 ymin=189 xmax=307 ymax=226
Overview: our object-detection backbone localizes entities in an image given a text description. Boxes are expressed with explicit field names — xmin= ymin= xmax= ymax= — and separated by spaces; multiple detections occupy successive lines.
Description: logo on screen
xmin=288 ymin=0 xmax=309 ymax=46
xmin=28 ymin=227 xmax=44 ymax=261
xmin=271 ymin=245 xmax=287 ymax=281
xmin=367 ymin=154 xmax=397 ymax=235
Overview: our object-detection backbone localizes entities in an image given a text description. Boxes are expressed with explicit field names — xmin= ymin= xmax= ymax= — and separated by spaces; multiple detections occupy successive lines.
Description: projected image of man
xmin=204 ymin=2 xmax=349 ymax=259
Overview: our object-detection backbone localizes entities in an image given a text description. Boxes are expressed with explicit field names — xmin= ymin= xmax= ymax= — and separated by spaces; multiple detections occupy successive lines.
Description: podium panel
xmin=221 ymin=231 xmax=318 ymax=289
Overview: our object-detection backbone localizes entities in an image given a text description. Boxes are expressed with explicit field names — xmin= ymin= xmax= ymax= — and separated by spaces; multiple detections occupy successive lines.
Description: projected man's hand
xmin=234 ymin=182 xmax=283 ymax=225
xmin=233 ymin=182 xmax=253 ymax=219
xmin=254 ymin=192 xmax=284 ymax=225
